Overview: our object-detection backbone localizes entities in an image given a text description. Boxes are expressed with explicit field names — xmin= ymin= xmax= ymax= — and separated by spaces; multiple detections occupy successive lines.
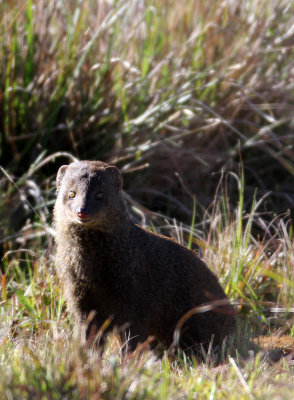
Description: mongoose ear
xmin=56 ymin=165 xmax=68 ymax=191
xmin=106 ymin=166 xmax=123 ymax=192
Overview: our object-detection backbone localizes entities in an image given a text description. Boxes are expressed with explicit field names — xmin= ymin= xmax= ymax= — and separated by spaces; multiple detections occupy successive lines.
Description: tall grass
xmin=1 ymin=0 xmax=294 ymax=218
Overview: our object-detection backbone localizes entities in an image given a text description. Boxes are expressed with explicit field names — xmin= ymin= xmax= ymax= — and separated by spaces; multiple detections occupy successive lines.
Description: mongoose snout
xmin=76 ymin=207 xmax=90 ymax=220
xmin=54 ymin=160 xmax=236 ymax=353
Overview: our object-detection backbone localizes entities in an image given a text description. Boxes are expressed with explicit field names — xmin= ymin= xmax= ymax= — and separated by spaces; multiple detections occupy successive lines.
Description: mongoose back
xmin=54 ymin=160 xmax=235 ymax=352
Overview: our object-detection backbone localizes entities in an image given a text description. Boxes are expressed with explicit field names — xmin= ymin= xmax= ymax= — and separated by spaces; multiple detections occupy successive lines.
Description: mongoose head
xmin=55 ymin=160 xmax=124 ymax=231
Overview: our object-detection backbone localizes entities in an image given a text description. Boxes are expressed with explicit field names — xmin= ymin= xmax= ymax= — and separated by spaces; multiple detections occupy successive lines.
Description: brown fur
xmin=54 ymin=160 xmax=235 ymax=352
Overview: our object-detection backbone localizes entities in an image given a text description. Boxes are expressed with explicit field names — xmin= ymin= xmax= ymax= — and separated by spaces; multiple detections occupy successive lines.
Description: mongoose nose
xmin=76 ymin=207 xmax=89 ymax=219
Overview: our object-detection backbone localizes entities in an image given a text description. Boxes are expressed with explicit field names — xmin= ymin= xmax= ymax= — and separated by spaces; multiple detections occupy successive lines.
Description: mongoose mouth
xmin=74 ymin=211 xmax=94 ymax=225
xmin=76 ymin=214 xmax=93 ymax=224
xmin=74 ymin=216 xmax=96 ymax=226
xmin=77 ymin=211 xmax=89 ymax=219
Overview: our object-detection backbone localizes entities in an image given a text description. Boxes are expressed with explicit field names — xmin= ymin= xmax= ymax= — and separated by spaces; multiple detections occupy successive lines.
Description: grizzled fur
xmin=54 ymin=160 xmax=235 ymax=351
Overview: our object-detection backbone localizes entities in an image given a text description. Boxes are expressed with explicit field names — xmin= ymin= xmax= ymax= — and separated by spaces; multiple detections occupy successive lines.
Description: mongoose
xmin=54 ymin=160 xmax=235 ymax=352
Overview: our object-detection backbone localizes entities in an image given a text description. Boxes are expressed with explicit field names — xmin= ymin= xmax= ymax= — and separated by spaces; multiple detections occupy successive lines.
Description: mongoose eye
xmin=96 ymin=192 xmax=104 ymax=200
xmin=68 ymin=190 xmax=76 ymax=199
